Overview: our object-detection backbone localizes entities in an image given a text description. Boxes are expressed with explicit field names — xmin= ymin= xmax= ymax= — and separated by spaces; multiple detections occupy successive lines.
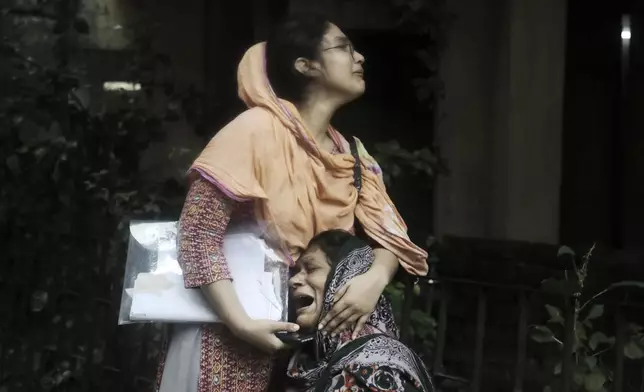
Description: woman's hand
xmin=233 ymin=319 xmax=300 ymax=354
xmin=319 ymin=270 xmax=387 ymax=339
xmin=319 ymin=247 xmax=399 ymax=339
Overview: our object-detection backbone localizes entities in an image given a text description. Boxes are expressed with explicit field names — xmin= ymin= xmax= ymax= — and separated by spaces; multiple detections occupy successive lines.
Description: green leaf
xmin=6 ymin=155 xmax=20 ymax=175
xmin=585 ymin=304 xmax=604 ymax=321
xmin=545 ymin=304 xmax=564 ymax=324
xmin=531 ymin=326 xmax=559 ymax=344
xmin=576 ymin=321 xmax=588 ymax=341
xmin=584 ymin=371 xmax=606 ymax=391
xmin=624 ymin=340 xmax=644 ymax=359
xmin=585 ymin=356 xmax=597 ymax=370
xmin=410 ymin=309 xmax=430 ymax=325
xmin=558 ymin=245 xmax=576 ymax=258
xmin=573 ymin=368 xmax=585 ymax=386
xmin=589 ymin=332 xmax=613 ymax=350
xmin=553 ymin=361 xmax=562 ymax=375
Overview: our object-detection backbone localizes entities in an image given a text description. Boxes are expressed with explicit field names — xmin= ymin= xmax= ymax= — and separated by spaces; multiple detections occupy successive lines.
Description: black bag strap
xmin=349 ymin=138 xmax=362 ymax=193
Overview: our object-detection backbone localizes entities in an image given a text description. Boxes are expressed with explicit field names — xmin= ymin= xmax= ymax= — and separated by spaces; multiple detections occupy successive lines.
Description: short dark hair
xmin=265 ymin=14 xmax=331 ymax=104
xmin=306 ymin=229 xmax=354 ymax=265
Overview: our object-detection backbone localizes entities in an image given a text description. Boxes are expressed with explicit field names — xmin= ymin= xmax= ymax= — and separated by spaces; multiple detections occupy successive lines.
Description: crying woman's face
xmin=288 ymin=247 xmax=331 ymax=331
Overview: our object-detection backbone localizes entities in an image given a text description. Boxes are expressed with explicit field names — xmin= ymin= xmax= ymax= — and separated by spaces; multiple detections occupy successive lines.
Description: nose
xmin=354 ymin=49 xmax=365 ymax=65
xmin=289 ymin=271 xmax=304 ymax=288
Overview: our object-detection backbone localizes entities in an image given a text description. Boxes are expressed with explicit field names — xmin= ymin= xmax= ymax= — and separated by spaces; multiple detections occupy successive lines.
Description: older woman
xmin=288 ymin=230 xmax=434 ymax=392
xmin=157 ymin=14 xmax=428 ymax=392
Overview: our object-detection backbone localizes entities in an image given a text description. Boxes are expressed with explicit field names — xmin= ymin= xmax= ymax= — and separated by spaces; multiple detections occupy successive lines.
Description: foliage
xmin=375 ymin=135 xmax=442 ymax=365
xmin=373 ymin=140 xmax=446 ymax=188
xmin=369 ymin=0 xmax=452 ymax=189
xmin=0 ymin=1 xmax=195 ymax=389
xmin=390 ymin=0 xmax=452 ymax=108
xmin=385 ymin=281 xmax=437 ymax=361
xmin=530 ymin=245 xmax=644 ymax=392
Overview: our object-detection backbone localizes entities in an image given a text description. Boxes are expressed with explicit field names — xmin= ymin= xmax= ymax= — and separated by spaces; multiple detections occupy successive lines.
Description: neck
xmin=296 ymin=95 xmax=341 ymax=144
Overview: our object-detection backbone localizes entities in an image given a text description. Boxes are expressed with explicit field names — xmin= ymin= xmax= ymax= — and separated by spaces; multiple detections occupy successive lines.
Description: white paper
xmin=128 ymin=232 xmax=284 ymax=323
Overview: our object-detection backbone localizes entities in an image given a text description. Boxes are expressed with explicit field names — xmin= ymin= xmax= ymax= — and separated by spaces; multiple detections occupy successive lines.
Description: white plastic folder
xmin=118 ymin=221 xmax=289 ymax=325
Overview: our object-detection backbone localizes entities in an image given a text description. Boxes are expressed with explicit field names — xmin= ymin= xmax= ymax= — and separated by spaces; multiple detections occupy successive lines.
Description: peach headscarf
xmin=190 ymin=43 xmax=428 ymax=276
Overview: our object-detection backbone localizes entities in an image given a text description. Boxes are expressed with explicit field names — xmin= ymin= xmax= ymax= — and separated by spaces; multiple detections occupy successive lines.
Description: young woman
xmin=288 ymin=230 xmax=434 ymax=392
xmin=157 ymin=14 xmax=428 ymax=392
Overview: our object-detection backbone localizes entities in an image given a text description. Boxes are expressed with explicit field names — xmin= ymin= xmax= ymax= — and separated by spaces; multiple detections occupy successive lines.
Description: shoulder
xmin=352 ymin=137 xmax=384 ymax=177
xmin=236 ymin=107 xmax=275 ymax=123
xmin=215 ymin=107 xmax=275 ymax=139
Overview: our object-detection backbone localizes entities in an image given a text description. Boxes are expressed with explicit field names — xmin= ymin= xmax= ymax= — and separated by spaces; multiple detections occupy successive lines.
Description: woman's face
xmin=289 ymin=247 xmax=331 ymax=330
xmin=310 ymin=23 xmax=366 ymax=102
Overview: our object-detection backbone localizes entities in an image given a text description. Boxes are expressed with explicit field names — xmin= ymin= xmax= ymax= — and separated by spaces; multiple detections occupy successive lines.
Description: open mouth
xmin=294 ymin=294 xmax=314 ymax=312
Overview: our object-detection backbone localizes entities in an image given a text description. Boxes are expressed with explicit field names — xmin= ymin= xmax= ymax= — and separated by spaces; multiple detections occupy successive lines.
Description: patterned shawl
xmin=287 ymin=236 xmax=434 ymax=392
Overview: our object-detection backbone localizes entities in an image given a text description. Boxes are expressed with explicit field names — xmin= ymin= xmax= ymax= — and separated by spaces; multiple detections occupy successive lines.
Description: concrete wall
xmin=434 ymin=0 xmax=567 ymax=244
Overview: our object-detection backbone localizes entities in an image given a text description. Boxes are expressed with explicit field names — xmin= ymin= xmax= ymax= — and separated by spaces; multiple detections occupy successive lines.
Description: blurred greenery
xmin=1 ymin=0 xmax=198 ymax=389
xmin=531 ymin=246 xmax=644 ymax=392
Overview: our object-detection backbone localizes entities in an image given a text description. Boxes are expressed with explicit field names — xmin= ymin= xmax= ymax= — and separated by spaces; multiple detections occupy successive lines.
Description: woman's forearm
xmin=369 ymin=248 xmax=399 ymax=288
xmin=354 ymin=221 xmax=399 ymax=287
xmin=178 ymin=178 xmax=250 ymax=334
xmin=201 ymin=280 xmax=250 ymax=334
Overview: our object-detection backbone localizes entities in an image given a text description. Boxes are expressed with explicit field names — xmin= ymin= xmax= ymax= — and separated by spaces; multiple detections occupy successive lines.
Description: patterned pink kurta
xmin=157 ymin=178 xmax=273 ymax=392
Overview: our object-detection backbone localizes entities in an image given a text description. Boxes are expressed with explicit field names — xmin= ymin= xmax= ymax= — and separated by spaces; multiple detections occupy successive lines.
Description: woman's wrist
xmin=370 ymin=248 xmax=399 ymax=288
xmin=371 ymin=248 xmax=400 ymax=278
xmin=227 ymin=313 xmax=253 ymax=337
xmin=366 ymin=265 xmax=393 ymax=290
xmin=366 ymin=270 xmax=393 ymax=295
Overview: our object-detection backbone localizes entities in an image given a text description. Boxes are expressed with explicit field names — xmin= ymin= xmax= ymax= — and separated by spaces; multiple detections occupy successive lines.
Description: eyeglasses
xmin=322 ymin=43 xmax=356 ymax=58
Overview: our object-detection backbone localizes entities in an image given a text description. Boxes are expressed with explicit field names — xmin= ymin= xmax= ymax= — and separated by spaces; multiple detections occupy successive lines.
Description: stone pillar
xmin=432 ymin=0 xmax=505 ymax=239
xmin=435 ymin=0 xmax=567 ymax=244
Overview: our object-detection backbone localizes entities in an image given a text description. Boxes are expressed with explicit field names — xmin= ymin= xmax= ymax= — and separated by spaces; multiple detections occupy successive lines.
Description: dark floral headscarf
xmin=287 ymin=236 xmax=434 ymax=392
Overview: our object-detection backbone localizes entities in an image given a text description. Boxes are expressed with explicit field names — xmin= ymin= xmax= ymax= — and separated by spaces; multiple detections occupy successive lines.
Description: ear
xmin=294 ymin=57 xmax=322 ymax=77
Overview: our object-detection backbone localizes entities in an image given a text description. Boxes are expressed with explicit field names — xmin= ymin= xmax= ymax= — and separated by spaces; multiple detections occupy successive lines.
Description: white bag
xmin=118 ymin=221 xmax=289 ymax=325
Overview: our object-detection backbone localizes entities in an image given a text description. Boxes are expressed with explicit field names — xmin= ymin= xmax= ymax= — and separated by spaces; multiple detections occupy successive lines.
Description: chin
xmin=341 ymin=88 xmax=365 ymax=104
xmin=351 ymin=82 xmax=366 ymax=96
xmin=333 ymin=82 xmax=365 ymax=104
xmin=295 ymin=314 xmax=317 ymax=332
